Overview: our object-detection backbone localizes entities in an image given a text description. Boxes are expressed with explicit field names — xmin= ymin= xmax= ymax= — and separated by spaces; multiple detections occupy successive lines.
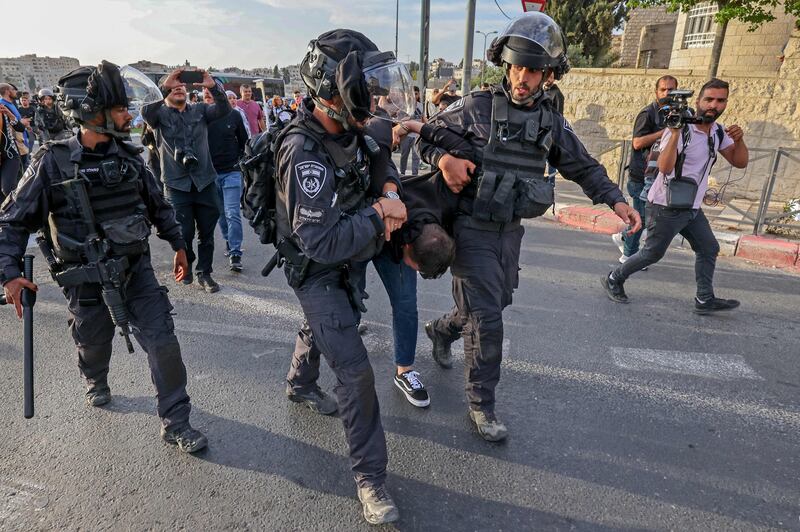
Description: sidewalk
xmin=548 ymin=179 xmax=800 ymax=274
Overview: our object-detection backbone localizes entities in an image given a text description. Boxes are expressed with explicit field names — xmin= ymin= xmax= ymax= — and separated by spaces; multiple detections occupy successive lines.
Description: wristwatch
xmin=384 ymin=190 xmax=400 ymax=200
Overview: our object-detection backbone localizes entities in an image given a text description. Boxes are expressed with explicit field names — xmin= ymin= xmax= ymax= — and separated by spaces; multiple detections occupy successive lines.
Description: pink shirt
xmin=648 ymin=123 xmax=734 ymax=209
xmin=236 ymin=99 xmax=264 ymax=134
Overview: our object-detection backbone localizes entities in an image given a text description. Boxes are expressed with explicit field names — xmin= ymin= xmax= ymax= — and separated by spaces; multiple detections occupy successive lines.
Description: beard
xmin=698 ymin=107 xmax=722 ymax=122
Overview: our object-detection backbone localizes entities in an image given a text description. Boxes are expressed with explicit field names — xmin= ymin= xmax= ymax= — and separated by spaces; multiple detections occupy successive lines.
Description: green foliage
xmin=628 ymin=0 xmax=800 ymax=31
xmin=470 ymin=65 xmax=505 ymax=88
xmin=567 ymin=43 xmax=620 ymax=68
xmin=546 ymin=1 xmax=628 ymax=66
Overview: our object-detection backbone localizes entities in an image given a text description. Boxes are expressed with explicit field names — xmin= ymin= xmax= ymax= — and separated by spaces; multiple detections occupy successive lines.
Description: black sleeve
xmin=632 ymin=107 xmax=655 ymax=139
xmin=417 ymin=99 xmax=470 ymax=168
xmin=137 ymin=161 xmax=186 ymax=251
xmin=235 ymin=113 xmax=248 ymax=156
xmin=548 ymin=114 xmax=625 ymax=208
xmin=141 ymin=99 xmax=164 ymax=129
xmin=203 ymin=82 xmax=231 ymax=123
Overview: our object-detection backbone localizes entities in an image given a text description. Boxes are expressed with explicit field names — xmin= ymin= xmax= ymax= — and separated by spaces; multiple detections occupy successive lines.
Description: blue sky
xmin=7 ymin=0 xmax=525 ymax=69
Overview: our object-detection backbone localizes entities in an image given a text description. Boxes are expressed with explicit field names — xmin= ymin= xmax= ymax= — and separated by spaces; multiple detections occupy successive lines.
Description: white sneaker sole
xmin=393 ymin=378 xmax=431 ymax=408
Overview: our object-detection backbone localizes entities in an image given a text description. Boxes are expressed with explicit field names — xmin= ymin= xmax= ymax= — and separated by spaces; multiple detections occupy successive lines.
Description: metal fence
xmin=577 ymin=139 xmax=800 ymax=239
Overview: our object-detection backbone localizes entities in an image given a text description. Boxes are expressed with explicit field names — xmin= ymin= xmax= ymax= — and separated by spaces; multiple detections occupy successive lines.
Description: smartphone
xmin=178 ymin=70 xmax=204 ymax=84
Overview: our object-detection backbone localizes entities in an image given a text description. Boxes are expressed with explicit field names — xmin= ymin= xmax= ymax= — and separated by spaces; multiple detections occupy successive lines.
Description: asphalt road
xmin=1 ymin=219 xmax=798 ymax=531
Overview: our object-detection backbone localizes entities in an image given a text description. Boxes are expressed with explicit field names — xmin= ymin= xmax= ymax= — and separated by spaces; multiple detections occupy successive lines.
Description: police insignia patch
xmin=295 ymin=161 xmax=327 ymax=199
xmin=295 ymin=204 xmax=325 ymax=225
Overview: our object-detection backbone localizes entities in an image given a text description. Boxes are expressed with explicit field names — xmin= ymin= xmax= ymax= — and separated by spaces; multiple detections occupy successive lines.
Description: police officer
xmin=0 ymin=61 xmax=207 ymax=453
xmin=34 ymin=88 xmax=73 ymax=142
xmin=273 ymin=30 xmax=410 ymax=524
xmin=419 ymin=12 xmax=641 ymax=442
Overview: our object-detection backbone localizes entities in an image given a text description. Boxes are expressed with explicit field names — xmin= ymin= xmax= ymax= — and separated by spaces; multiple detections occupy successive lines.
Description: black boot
xmin=86 ymin=384 xmax=111 ymax=407
xmin=161 ymin=423 xmax=208 ymax=453
xmin=424 ymin=320 xmax=454 ymax=369
xmin=694 ymin=297 xmax=740 ymax=315
xmin=197 ymin=273 xmax=220 ymax=293
xmin=601 ymin=272 xmax=628 ymax=303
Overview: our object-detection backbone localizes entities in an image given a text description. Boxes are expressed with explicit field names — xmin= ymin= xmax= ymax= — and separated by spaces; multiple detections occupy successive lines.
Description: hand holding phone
xmin=178 ymin=70 xmax=205 ymax=85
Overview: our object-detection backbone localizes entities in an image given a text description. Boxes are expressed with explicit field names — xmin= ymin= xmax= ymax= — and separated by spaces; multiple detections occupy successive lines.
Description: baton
xmin=0 ymin=256 xmax=36 ymax=418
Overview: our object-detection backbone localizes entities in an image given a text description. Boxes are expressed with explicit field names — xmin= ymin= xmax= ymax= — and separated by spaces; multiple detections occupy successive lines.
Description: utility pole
xmin=395 ymin=0 xmax=399 ymax=58
xmin=475 ymin=30 xmax=497 ymax=85
xmin=461 ymin=0 xmax=476 ymax=94
xmin=419 ymin=0 xmax=430 ymax=111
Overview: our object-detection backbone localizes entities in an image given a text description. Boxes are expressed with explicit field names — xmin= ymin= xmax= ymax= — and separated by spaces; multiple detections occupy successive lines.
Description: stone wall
xmin=619 ymin=7 xmax=678 ymax=68
xmin=557 ymin=32 xmax=800 ymax=202
xmin=638 ymin=23 xmax=678 ymax=68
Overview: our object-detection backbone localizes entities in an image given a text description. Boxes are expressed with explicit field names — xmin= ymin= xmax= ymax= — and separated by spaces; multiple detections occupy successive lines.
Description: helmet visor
xmin=364 ymin=61 xmax=416 ymax=120
xmin=497 ymin=12 xmax=566 ymax=59
xmin=120 ymin=65 xmax=162 ymax=120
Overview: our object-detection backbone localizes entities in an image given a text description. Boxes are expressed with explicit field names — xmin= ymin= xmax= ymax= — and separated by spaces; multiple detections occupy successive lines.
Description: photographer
xmin=142 ymin=68 xmax=231 ymax=293
xmin=613 ymin=75 xmax=677 ymax=263
xmin=603 ymin=79 xmax=749 ymax=314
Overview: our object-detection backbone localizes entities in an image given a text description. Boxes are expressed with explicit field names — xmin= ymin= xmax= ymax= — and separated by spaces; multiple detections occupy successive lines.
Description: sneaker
xmin=469 ymin=410 xmax=508 ymax=442
xmin=229 ymin=255 xmax=242 ymax=273
xmin=424 ymin=321 xmax=453 ymax=369
xmin=223 ymin=241 xmax=230 ymax=257
xmin=286 ymin=384 xmax=338 ymax=415
xmin=85 ymin=384 xmax=111 ymax=407
xmin=196 ymin=273 xmax=220 ymax=293
xmin=694 ymin=297 xmax=740 ymax=315
xmin=181 ymin=271 xmax=193 ymax=286
xmin=161 ymin=423 xmax=208 ymax=453
xmin=357 ymin=484 xmax=400 ymax=525
xmin=393 ymin=371 xmax=430 ymax=408
xmin=612 ymin=232 xmax=625 ymax=253
xmin=601 ymin=273 xmax=629 ymax=303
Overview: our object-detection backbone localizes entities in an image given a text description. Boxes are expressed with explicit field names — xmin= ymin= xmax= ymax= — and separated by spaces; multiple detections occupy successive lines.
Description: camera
xmin=660 ymin=89 xmax=705 ymax=129
xmin=174 ymin=147 xmax=199 ymax=170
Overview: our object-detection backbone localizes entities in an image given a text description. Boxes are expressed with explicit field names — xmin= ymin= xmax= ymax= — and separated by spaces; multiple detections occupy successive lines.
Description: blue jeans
xmin=372 ymin=250 xmax=419 ymax=368
xmin=216 ymin=171 xmax=243 ymax=257
xmin=622 ymin=179 xmax=646 ymax=257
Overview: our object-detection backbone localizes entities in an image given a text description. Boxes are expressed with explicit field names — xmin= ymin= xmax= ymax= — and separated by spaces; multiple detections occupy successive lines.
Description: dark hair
xmin=240 ymin=83 xmax=252 ymax=90
xmin=655 ymin=75 xmax=677 ymax=90
xmin=409 ymin=223 xmax=456 ymax=279
xmin=699 ymin=78 xmax=729 ymax=98
xmin=413 ymin=85 xmax=419 ymax=92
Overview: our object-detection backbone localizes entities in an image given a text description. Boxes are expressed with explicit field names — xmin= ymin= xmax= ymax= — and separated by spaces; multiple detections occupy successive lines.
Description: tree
xmin=545 ymin=1 xmax=628 ymax=67
xmin=629 ymin=0 xmax=800 ymax=77
xmin=470 ymin=65 xmax=505 ymax=88
xmin=272 ymin=64 xmax=279 ymax=78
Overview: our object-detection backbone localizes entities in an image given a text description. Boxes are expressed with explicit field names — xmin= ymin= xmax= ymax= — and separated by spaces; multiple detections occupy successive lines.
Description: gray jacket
xmin=142 ymin=82 xmax=230 ymax=192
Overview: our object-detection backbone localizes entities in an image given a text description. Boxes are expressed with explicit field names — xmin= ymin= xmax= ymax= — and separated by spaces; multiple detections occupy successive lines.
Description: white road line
xmin=0 ymin=477 xmax=48 ymax=521
xmin=610 ymin=347 xmax=763 ymax=381
xmin=219 ymin=288 xmax=305 ymax=321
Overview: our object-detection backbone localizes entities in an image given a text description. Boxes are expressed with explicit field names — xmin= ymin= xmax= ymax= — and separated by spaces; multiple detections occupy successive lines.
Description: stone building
xmin=618 ymin=7 xmax=678 ymax=69
xmin=0 ymin=54 xmax=80 ymax=93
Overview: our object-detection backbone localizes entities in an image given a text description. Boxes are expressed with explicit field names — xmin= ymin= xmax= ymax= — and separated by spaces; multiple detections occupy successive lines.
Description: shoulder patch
xmin=295 ymin=161 xmax=327 ymax=199
xmin=294 ymin=204 xmax=326 ymax=225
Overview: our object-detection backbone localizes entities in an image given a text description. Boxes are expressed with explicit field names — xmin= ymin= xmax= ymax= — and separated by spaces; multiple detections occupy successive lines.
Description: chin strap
xmin=313 ymin=97 xmax=352 ymax=131
xmin=503 ymin=66 xmax=547 ymax=107
xmin=79 ymin=109 xmax=130 ymax=140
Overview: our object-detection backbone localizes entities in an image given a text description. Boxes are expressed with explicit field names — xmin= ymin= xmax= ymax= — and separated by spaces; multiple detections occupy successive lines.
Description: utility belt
xmin=457 ymin=195 xmax=522 ymax=232
xmin=264 ymin=238 xmax=367 ymax=313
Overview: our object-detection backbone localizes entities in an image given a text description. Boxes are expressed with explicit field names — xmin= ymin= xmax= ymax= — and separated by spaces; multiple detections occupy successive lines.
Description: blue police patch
xmin=295 ymin=161 xmax=327 ymax=199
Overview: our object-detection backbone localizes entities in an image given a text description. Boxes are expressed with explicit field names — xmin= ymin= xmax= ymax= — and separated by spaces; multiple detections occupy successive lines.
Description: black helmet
xmin=58 ymin=61 xmax=160 ymax=139
xmin=300 ymin=29 xmax=415 ymax=128
xmin=487 ymin=12 xmax=570 ymax=80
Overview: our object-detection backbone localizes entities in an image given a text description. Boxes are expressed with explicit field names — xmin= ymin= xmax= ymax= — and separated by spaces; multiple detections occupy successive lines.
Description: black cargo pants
xmin=431 ymin=216 xmax=524 ymax=413
xmin=65 ymin=254 xmax=191 ymax=430
xmin=286 ymin=264 xmax=388 ymax=489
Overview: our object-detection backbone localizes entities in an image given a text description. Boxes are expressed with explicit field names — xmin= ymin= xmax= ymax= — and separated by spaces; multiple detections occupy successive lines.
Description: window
xmin=682 ymin=2 xmax=718 ymax=48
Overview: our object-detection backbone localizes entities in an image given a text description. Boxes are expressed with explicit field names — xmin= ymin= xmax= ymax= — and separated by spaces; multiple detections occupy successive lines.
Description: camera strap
xmin=674 ymin=124 xmax=723 ymax=185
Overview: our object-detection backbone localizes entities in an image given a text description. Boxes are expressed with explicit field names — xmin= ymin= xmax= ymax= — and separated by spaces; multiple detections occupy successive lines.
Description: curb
xmin=555 ymin=205 xmax=800 ymax=273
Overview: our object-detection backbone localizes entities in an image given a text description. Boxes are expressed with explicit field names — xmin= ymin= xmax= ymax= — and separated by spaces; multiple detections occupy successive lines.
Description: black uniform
xmin=418 ymin=88 xmax=625 ymax=413
xmin=34 ymin=105 xmax=71 ymax=142
xmin=276 ymin=100 xmax=387 ymax=489
xmin=0 ymin=134 xmax=192 ymax=429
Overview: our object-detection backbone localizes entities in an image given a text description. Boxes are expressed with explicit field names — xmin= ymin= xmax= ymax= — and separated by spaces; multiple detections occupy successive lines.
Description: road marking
xmin=219 ymin=288 xmax=305 ymax=322
xmin=610 ymin=347 xmax=763 ymax=381
xmin=0 ymin=477 xmax=48 ymax=521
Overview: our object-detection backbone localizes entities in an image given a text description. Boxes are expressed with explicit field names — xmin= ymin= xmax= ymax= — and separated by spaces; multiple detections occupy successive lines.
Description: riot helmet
xmin=57 ymin=61 xmax=161 ymax=139
xmin=300 ymin=29 xmax=415 ymax=129
xmin=487 ymin=12 xmax=570 ymax=104
xmin=38 ymin=88 xmax=54 ymax=98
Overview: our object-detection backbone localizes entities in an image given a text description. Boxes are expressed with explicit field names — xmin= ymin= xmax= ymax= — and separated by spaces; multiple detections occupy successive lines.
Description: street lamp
xmin=475 ymin=30 xmax=498 ymax=85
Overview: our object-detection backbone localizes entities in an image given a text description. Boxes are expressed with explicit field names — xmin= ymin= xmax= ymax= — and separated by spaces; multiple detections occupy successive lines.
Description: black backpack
xmin=239 ymin=124 xmax=284 ymax=246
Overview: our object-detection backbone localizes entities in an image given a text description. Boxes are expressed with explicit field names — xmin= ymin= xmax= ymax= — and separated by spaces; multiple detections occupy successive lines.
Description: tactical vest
xmin=472 ymin=90 xmax=554 ymax=224
xmin=40 ymin=107 xmax=67 ymax=133
xmin=45 ymin=141 xmax=151 ymax=263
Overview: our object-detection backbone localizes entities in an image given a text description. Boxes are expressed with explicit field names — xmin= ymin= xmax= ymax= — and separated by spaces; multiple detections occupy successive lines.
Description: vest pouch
xmin=473 ymin=171 xmax=515 ymax=223
xmin=665 ymin=177 xmax=698 ymax=209
xmin=100 ymin=214 xmax=151 ymax=256
xmin=513 ymin=176 xmax=554 ymax=218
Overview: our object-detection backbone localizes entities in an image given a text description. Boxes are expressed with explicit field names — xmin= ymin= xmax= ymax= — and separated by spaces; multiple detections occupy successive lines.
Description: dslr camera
xmin=174 ymin=147 xmax=199 ymax=170
xmin=660 ymin=89 xmax=705 ymax=129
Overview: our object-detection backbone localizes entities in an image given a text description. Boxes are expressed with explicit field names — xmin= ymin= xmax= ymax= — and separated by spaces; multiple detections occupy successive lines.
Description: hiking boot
xmin=357 ymin=484 xmax=400 ymax=525
xmin=229 ymin=255 xmax=243 ymax=273
xmin=286 ymin=384 xmax=337 ymax=415
xmin=612 ymin=232 xmax=625 ymax=254
xmin=393 ymin=370 xmax=430 ymax=408
xmin=424 ymin=320 xmax=453 ymax=369
xmin=161 ymin=423 xmax=208 ymax=453
xmin=694 ymin=297 xmax=740 ymax=315
xmin=181 ymin=271 xmax=193 ymax=286
xmin=85 ymin=384 xmax=111 ymax=407
xmin=197 ymin=273 xmax=220 ymax=293
xmin=601 ymin=273 xmax=628 ymax=303
xmin=469 ymin=410 xmax=508 ymax=442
